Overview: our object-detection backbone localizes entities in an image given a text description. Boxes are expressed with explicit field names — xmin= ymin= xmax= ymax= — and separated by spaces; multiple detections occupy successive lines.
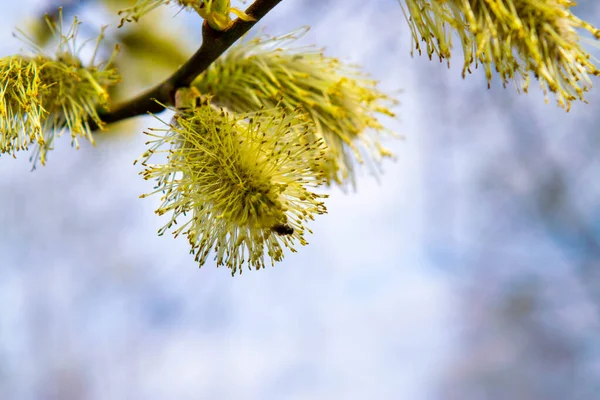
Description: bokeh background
xmin=1 ymin=0 xmax=600 ymax=399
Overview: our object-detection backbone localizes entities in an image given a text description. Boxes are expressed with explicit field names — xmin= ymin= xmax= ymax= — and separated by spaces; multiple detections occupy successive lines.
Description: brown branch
xmin=94 ymin=0 xmax=283 ymax=129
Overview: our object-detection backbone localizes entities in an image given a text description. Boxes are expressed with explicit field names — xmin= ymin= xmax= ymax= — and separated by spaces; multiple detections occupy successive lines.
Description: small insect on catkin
xmin=271 ymin=223 xmax=294 ymax=236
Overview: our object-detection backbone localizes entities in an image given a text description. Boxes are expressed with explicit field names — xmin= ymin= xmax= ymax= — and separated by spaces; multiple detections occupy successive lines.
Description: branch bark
xmin=94 ymin=0 xmax=282 ymax=129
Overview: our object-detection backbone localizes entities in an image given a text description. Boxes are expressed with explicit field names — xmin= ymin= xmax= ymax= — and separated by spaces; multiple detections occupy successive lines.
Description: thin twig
xmin=94 ymin=0 xmax=282 ymax=129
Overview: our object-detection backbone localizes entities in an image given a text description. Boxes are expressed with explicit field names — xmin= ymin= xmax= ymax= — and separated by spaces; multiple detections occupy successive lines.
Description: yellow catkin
xmin=0 ymin=14 xmax=119 ymax=165
xmin=193 ymin=28 xmax=399 ymax=189
xmin=400 ymin=0 xmax=600 ymax=110
xmin=137 ymin=96 xmax=328 ymax=275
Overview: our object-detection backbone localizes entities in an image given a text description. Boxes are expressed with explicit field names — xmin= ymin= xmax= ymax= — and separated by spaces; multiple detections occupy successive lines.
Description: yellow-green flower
xmin=0 ymin=15 xmax=119 ymax=165
xmin=400 ymin=0 xmax=600 ymax=110
xmin=193 ymin=28 xmax=399 ymax=188
xmin=137 ymin=96 xmax=328 ymax=275
xmin=118 ymin=0 xmax=253 ymax=30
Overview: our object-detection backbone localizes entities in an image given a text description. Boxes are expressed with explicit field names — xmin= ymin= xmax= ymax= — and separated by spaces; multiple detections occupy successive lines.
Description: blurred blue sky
xmin=2 ymin=1 xmax=600 ymax=399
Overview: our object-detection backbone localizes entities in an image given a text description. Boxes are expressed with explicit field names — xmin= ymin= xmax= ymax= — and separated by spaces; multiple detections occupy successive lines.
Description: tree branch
xmin=94 ymin=0 xmax=282 ymax=129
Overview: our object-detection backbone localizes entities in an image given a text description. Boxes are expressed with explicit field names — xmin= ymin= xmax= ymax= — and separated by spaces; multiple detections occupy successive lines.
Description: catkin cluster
xmin=139 ymin=29 xmax=399 ymax=274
